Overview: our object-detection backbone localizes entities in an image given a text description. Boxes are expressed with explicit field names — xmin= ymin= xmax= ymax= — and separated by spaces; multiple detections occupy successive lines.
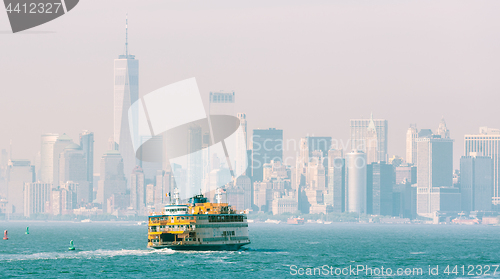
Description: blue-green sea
xmin=1 ymin=222 xmax=499 ymax=278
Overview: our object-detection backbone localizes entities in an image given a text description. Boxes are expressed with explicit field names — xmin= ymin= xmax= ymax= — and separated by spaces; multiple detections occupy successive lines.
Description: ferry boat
xmin=147 ymin=189 xmax=250 ymax=251
xmin=287 ymin=217 xmax=304 ymax=225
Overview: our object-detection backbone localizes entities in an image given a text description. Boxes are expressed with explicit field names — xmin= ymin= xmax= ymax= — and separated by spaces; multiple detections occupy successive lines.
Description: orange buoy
xmin=3 ymin=230 xmax=8 ymax=240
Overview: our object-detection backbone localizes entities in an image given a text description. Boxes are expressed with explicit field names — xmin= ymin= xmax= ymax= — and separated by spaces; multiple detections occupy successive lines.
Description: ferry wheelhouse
xmin=147 ymin=189 xmax=250 ymax=250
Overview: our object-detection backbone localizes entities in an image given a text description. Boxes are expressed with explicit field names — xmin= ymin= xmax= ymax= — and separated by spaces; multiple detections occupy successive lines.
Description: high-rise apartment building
xmin=464 ymin=127 xmax=500 ymax=205
xmin=24 ymin=182 xmax=51 ymax=217
xmin=350 ymin=114 xmax=388 ymax=163
xmin=146 ymin=184 xmax=155 ymax=206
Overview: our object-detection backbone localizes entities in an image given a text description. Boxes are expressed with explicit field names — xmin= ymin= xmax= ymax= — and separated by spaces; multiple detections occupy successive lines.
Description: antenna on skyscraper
xmin=125 ymin=13 xmax=128 ymax=57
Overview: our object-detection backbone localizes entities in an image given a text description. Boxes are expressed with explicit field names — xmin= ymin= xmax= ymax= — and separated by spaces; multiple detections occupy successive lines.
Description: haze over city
xmin=1 ymin=0 xmax=500 ymax=169
xmin=3 ymin=2 xmax=500 ymax=278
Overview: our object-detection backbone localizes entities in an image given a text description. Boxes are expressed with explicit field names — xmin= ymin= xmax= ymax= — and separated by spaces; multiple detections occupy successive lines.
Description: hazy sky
xmin=1 ymin=0 xmax=499 ymax=171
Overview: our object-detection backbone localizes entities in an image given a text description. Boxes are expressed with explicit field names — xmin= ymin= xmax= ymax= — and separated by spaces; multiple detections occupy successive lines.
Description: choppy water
xmin=1 ymin=222 xmax=499 ymax=278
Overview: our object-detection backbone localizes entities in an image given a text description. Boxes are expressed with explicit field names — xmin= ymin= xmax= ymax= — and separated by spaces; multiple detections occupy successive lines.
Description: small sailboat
xmin=68 ymin=240 xmax=75 ymax=251
xmin=25 ymin=227 xmax=29 ymax=234
xmin=3 ymin=230 xmax=8 ymax=240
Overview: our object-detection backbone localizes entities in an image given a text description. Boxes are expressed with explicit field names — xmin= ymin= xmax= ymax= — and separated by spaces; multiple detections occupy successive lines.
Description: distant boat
xmin=264 ymin=219 xmax=280 ymax=224
xmin=316 ymin=220 xmax=323 ymax=224
xmin=452 ymin=218 xmax=479 ymax=225
xmin=81 ymin=219 xmax=91 ymax=223
xmin=324 ymin=221 xmax=332 ymax=225
xmin=136 ymin=221 xmax=147 ymax=226
xmin=247 ymin=219 xmax=255 ymax=223
xmin=287 ymin=217 xmax=305 ymax=225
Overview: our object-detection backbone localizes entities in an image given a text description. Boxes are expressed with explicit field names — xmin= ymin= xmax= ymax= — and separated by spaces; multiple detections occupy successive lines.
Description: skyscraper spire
xmin=125 ymin=13 xmax=128 ymax=57
xmin=437 ymin=116 xmax=450 ymax=139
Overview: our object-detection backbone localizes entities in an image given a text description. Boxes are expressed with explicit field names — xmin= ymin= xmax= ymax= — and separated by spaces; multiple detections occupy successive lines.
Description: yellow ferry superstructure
xmin=147 ymin=190 xmax=250 ymax=250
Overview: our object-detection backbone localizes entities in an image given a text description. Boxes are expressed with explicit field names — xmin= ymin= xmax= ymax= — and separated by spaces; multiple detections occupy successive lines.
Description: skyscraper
xmin=436 ymin=117 xmax=450 ymax=139
xmin=130 ymin=165 xmax=145 ymax=214
xmin=40 ymin=133 xmax=59 ymax=183
xmin=235 ymin=113 xmax=248 ymax=177
xmin=345 ymin=150 xmax=367 ymax=213
xmin=139 ymin=135 xmax=162 ymax=181
xmin=304 ymin=137 xmax=332 ymax=158
xmin=252 ymin=128 xmax=283 ymax=182
xmin=326 ymin=149 xmax=345 ymax=213
xmin=208 ymin=91 xmax=235 ymax=116
xmin=187 ymin=125 xmax=202 ymax=193
xmin=155 ymin=169 xmax=173 ymax=205
xmin=417 ymin=136 xmax=454 ymax=189
xmin=367 ymin=162 xmax=394 ymax=216
xmin=79 ymin=131 xmax=94 ymax=196
xmin=59 ymin=143 xmax=90 ymax=205
xmin=464 ymin=127 xmax=500 ymax=205
xmin=7 ymin=159 xmax=35 ymax=215
xmin=366 ymin=120 xmax=378 ymax=164
xmin=350 ymin=114 xmax=388 ymax=163
xmin=52 ymin=134 xmax=74 ymax=188
xmin=460 ymin=154 xmax=493 ymax=212
xmin=96 ymin=151 xmax=127 ymax=213
xmin=416 ymin=136 xmax=456 ymax=216
xmin=114 ymin=16 xmax=139 ymax=183
xmin=406 ymin=124 xmax=418 ymax=165
xmin=24 ymin=182 xmax=51 ymax=217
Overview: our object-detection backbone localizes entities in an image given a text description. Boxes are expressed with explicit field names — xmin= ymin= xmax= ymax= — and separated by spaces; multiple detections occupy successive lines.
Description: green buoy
xmin=68 ymin=240 xmax=75 ymax=251
xmin=25 ymin=227 xmax=29 ymax=235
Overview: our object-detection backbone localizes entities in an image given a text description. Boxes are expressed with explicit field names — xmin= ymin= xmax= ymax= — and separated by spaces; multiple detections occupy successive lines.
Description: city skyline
xmin=1 ymin=1 xmax=499 ymax=171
